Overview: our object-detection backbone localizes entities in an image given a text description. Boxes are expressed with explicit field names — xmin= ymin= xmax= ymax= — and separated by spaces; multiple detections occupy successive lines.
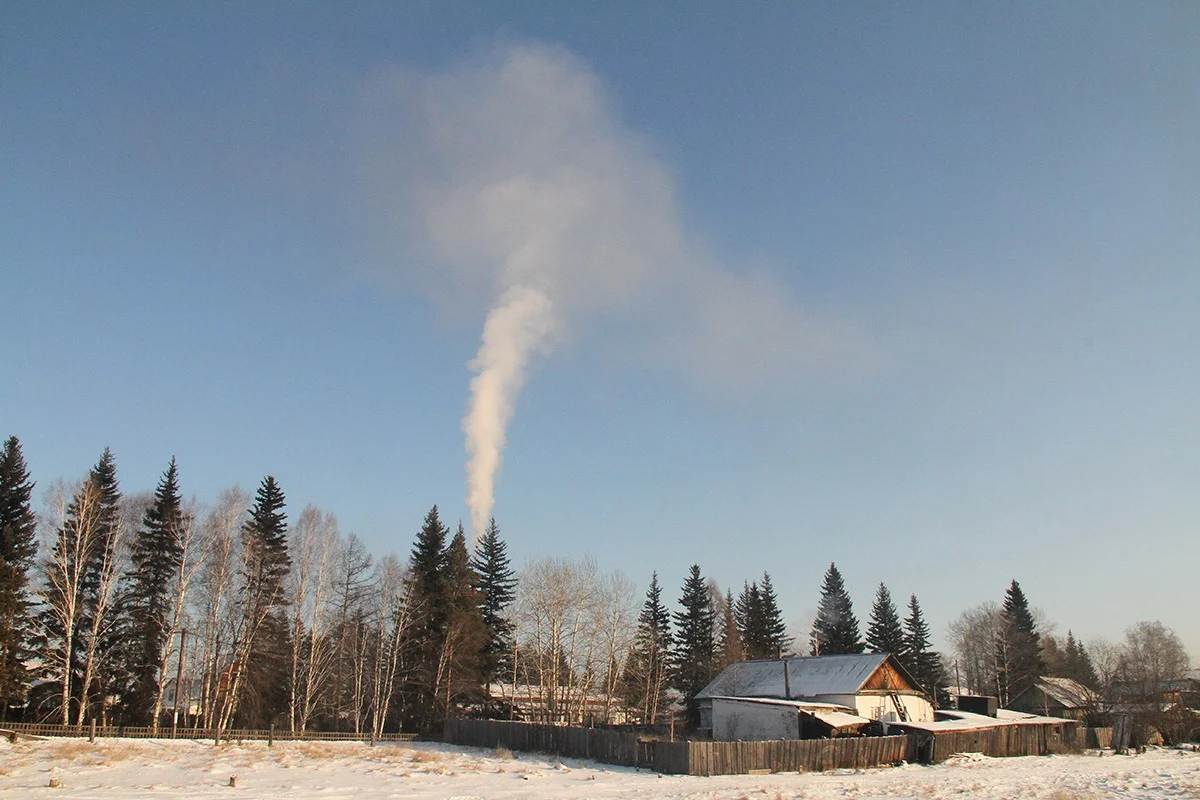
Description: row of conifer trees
xmin=1 ymin=434 xmax=1048 ymax=733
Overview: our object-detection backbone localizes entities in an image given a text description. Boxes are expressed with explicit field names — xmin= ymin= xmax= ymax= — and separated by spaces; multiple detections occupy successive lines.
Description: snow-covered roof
xmin=707 ymin=696 xmax=871 ymax=730
xmin=707 ymin=696 xmax=856 ymax=713
xmin=891 ymin=708 xmax=1074 ymax=733
xmin=697 ymin=654 xmax=903 ymax=700
xmin=1033 ymin=677 xmax=1098 ymax=708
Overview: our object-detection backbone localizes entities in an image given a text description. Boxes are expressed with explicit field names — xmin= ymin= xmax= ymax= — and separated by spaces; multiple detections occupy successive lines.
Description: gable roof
xmin=1036 ymin=677 xmax=1098 ymax=708
xmin=697 ymin=653 xmax=918 ymax=700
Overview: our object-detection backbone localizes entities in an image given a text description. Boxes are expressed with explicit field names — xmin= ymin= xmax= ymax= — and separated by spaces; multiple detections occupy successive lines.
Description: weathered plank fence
xmin=1 ymin=722 xmax=416 ymax=743
xmin=443 ymin=719 xmax=638 ymax=766
xmin=444 ymin=719 xmax=915 ymax=775
xmin=682 ymin=736 xmax=915 ymax=776
xmin=921 ymin=719 xmax=1078 ymax=762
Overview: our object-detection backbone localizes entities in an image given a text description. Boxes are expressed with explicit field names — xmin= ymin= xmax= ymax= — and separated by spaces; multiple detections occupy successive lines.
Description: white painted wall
xmin=829 ymin=693 xmax=934 ymax=723
xmin=711 ymin=699 xmax=799 ymax=741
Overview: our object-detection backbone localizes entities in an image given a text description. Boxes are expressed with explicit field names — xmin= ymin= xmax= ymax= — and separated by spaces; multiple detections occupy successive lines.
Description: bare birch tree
xmin=285 ymin=506 xmax=338 ymax=732
xmin=194 ymin=487 xmax=247 ymax=730
xmin=148 ymin=498 xmax=206 ymax=732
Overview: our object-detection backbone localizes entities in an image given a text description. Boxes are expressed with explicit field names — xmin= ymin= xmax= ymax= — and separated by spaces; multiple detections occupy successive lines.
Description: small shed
xmin=696 ymin=654 xmax=935 ymax=739
xmin=1007 ymin=677 xmax=1098 ymax=721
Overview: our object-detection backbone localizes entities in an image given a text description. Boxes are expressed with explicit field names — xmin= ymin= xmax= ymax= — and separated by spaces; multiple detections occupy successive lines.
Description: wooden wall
xmin=444 ymin=720 xmax=915 ymax=775
xmin=924 ymin=720 xmax=1079 ymax=762
xmin=682 ymin=735 xmax=914 ymax=776
xmin=443 ymin=719 xmax=639 ymax=766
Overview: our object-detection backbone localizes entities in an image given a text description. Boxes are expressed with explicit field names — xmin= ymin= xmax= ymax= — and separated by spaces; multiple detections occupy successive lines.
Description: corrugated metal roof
xmin=697 ymin=654 xmax=891 ymax=700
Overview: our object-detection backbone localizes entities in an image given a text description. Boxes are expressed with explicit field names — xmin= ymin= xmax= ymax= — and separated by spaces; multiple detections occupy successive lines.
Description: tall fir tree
xmin=470 ymin=517 xmax=517 ymax=683
xmin=755 ymin=573 xmax=790 ymax=658
xmin=439 ymin=525 xmax=488 ymax=715
xmin=623 ymin=573 xmax=672 ymax=724
xmin=715 ymin=588 xmax=744 ymax=669
xmin=996 ymin=579 xmax=1042 ymax=705
xmin=115 ymin=458 xmax=186 ymax=724
xmin=671 ymin=565 xmax=716 ymax=726
xmin=865 ymin=583 xmax=907 ymax=658
xmin=402 ymin=505 xmax=450 ymax=731
xmin=735 ymin=581 xmax=761 ymax=655
xmin=903 ymin=594 xmax=943 ymax=703
xmin=236 ymin=475 xmax=291 ymax=727
xmin=810 ymin=563 xmax=863 ymax=655
xmin=0 ymin=436 xmax=38 ymax=718
xmin=75 ymin=448 xmax=123 ymax=724
xmin=1062 ymin=630 xmax=1099 ymax=690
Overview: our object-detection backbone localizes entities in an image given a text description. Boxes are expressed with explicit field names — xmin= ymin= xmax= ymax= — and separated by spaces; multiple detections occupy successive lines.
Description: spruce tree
xmin=865 ymin=583 xmax=907 ymax=658
xmin=716 ymin=589 xmax=744 ymax=668
xmin=623 ymin=573 xmax=672 ymax=724
xmin=76 ymin=448 xmax=123 ymax=724
xmin=116 ymin=458 xmax=185 ymax=724
xmin=671 ymin=565 xmax=716 ymax=726
xmin=470 ymin=517 xmax=516 ymax=683
xmin=996 ymin=579 xmax=1041 ymax=705
xmin=0 ymin=436 xmax=38 ymax=718
xmin=1063 ymin=630 xmax=1099 ymax=689
xmin=403 ymin=505 xmax=450 ymax=730
xmin=810 ymin=563 xmax=863 ymax=655
xmin=237 ymin=475 xmax=291 ymax=727
xmin=735 ymin=581 xmax=761 ymax=655
xmin=903 ymin=594 xmax=943 ymax=702
xmin=756 ymin=573 xmax=790 ymax=658
xmin=440 ymin=525 xmax=487 ymax=714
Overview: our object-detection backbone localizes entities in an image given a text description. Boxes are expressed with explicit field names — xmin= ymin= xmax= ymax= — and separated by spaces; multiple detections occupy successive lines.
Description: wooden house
xmin=695 ymin=653 xmax=935 ymax=741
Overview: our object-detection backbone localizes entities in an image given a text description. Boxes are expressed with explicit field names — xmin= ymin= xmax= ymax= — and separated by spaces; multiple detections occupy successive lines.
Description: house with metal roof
xmin=695 ymin=653 xmax=935 ymax=741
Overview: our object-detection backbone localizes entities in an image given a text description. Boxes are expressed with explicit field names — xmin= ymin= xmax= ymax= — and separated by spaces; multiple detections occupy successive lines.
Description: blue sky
xmin=3 ymin=2 xmax=1198 ymax=658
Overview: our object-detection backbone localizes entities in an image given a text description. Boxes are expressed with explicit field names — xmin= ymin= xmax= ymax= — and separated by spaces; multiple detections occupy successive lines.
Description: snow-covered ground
xmin=2 ymin=737 xmax=1198 ymax=799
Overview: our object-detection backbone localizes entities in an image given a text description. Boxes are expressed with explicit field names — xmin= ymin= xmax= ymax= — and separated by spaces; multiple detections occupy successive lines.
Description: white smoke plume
xmin=359 ymin=42 xmax=876 ymax=535
xmin=463 ymin=285 xmax=557 ymax=536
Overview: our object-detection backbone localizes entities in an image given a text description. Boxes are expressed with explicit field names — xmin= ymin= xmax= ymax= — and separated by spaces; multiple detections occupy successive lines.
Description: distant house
xmin=1007 ymin=677 xmax=1098 ymax=721
xmin=695 ymin=653 xmax=935 ymax=741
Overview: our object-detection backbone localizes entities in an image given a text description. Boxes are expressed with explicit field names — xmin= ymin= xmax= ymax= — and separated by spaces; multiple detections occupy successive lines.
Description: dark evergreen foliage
xmin=116 ymin=459 xmax=186 ymax=724
xmin=470 ymin=517 xmax=516 ymax=683
xmin=865 ymin=583 xmax=907 ymax=658
xmin=440 ymin=525 xmax=488 ymax=711
xmin=671 ymin=565 xmax=716 ymax=726
xmin=0 ymin=436 xmax=38 ymax=717
xmin=715 ymin=588 xmax=743 ymax=669
xmin=996 ymin=579 xmax=1042 ymax=705
xmin=623 ymin=572 xmax=672 ymax=724
xmin=76 ymin=449 xmax=123 ymax=724
xmin=756 ymin=573 xmax=790 ymax=658
xmin=903 ymin=593 xmax=944 ymax=703
xmin=810 ymin=563 xmax=863 ymax=655
xmin=402 ymin=505 xmax=450 ymax=731
xmin=237 ymin=475 xmax=291 ymax=727
xmin=1063 ymin=630 xmax=1099 ymax=689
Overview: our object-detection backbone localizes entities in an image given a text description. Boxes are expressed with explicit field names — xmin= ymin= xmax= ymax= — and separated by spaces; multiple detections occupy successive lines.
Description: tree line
xmin=0 ymin=435 xmax=1191 ymax=735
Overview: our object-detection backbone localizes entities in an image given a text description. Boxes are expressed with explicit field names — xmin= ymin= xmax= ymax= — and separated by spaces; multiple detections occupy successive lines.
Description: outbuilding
xmin=696 ymin=653 xmax=935 ymax=741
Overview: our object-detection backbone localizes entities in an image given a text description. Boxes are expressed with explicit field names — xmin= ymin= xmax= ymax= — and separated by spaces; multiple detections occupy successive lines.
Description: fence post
xmin=89 ymin=719 xmax=96 ymax=744
xmin=268 ymin=723 xmax=274 ymax=747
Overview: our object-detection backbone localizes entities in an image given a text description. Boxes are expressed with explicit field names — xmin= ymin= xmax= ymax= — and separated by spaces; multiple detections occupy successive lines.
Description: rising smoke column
xmin=367 ymin=44 xmax=868 ymax=537
xmin=463 ymin=285 xmax=557 ymax=536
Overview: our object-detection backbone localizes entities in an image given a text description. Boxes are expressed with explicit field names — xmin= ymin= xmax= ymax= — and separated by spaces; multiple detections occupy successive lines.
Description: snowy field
xmin=2 ymin=737 xmax=1199 ymax=800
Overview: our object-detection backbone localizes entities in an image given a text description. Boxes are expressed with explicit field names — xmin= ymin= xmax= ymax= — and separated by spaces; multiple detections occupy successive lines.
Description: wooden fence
xmin=672 ymin=736 xmax=914 ymax=776
xmin=444 ymin=719 xmax=914 ymax=775
xmin=920 ymin=720 xmax=1078 ymax=762
xmin=1 ymin=722 xmax=416 ymax=743
xmin=443 ymin=719 xmax=638 ymax=766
